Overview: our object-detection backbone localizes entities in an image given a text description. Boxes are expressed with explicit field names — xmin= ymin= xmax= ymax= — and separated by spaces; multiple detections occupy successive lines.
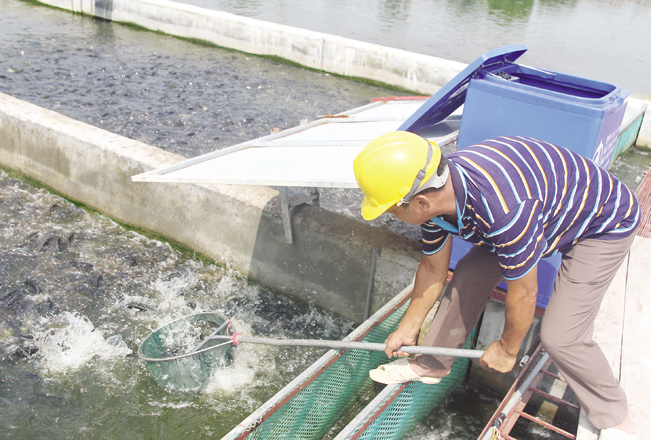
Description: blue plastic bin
xmin=457 ymin=61 xmax=629 ymax=168
xmin=400 ymin=45 xmax=630 ymax=169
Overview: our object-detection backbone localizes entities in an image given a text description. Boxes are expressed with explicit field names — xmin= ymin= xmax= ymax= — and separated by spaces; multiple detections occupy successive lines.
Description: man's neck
xmin=431 ymin=179 xmax=458 ymax=221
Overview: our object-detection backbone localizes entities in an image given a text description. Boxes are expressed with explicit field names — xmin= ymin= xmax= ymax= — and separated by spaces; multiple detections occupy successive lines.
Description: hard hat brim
xmin=360 ymin=196 xmax=394 ymax=221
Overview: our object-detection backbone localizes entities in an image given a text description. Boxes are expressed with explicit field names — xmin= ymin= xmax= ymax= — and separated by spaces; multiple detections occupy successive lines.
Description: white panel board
xmin=162 ymin=145 xmax=365 ymax=187
xmin=132 ymin=99 xmax=459 ymax=188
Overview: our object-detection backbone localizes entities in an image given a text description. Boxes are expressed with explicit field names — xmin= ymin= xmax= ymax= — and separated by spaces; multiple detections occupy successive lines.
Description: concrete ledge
xmin=0 ymin=92 xmax=422 ymax=323
xmin=37 ymin=0 xmax=466 ymax=95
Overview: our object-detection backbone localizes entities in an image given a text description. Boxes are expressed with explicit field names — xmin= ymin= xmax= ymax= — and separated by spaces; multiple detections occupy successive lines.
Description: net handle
xmin=209 ymin=334 xmax=484 ymax=359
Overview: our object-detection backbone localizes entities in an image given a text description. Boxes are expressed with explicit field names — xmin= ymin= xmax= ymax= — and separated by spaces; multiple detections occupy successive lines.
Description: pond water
xmin=177 ymin=0 xmax=651 ymax=98
xmin=0 ymin=169 xmax=354 ymax=439
xmin=0 ymin=0 xmax=646 ymax=438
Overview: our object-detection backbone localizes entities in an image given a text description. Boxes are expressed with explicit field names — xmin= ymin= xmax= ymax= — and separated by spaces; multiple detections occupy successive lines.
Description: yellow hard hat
xmin=353 ymin=131 xmax=442 ymax=221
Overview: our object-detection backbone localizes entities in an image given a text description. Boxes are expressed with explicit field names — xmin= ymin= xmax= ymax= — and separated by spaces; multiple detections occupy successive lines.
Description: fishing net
xmin=345 ymin=334 xmax=474 ymax=440
xmin=140 ymin=299 xmax=473 ymax=439
xmin=138 ymin=312 xmax=233 ymax=392
xmin=240 ymin=300 xmax=411 ymax=440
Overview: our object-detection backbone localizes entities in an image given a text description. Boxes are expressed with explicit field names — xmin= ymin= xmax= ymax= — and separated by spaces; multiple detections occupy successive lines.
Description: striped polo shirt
xmin=421 ymin=136 xmax=640 ymax=280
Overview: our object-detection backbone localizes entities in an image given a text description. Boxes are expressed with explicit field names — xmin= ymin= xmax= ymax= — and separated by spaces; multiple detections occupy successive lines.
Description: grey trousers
xmin=414 ymin=231 xmax=637 ymax=429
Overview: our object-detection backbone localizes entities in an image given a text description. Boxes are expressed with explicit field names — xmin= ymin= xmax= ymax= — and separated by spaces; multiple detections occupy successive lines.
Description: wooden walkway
xmin=577 ymin=164 xmax=651 ymax=439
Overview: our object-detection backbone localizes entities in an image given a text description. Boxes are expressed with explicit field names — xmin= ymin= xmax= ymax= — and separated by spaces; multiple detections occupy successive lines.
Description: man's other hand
xmin=479 ymin=340 xmax=518 ymax=373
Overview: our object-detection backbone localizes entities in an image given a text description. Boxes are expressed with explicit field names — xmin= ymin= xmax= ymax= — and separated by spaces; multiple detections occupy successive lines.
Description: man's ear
xmin=413 ymin=194 xmax=431 ymax=211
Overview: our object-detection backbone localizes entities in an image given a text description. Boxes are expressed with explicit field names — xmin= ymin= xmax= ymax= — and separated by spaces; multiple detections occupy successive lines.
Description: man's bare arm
xmin=480 ymin=265 xmax=538 ymax=373
xmin=384 ymin=238 xmax=452 ymax=358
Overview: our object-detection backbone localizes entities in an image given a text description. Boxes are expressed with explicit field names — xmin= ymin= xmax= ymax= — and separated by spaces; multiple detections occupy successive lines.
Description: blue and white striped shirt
xmin=421 ymin=136 xmax=640 ymax=280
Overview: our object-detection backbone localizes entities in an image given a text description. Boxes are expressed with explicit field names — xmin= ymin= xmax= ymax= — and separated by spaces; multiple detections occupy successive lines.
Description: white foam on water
xmin=158 ymin=317 xmax=208 ymax=354
xmin=150 ymin=274 xmax=197 ymax=314
xmin=287 ymin=305 xmax=354 ymax=339
xmin=405 ymin=423 xmax=455 ymax=439
xmin=204 ymin=345 xmax=269 ymax=394
xmin=202 ymin=320 xmax=277 ymax=408
xmin=147 ymin=400 xmax=195 ymax=409
xmin=34 ymin=311 xmax=131 ymax=373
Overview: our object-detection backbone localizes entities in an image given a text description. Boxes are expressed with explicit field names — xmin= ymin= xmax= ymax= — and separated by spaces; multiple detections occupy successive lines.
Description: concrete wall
xmin=0 ymin=92 xmax=422 ymax=323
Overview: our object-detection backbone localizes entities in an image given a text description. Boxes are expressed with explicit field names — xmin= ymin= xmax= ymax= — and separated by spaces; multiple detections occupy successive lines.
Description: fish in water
xmin=72 ymin=261 xmax=95 ymax=272
xmin=24 ymin=279 xmax=41 ymax=295
xmin=38 ymin=236 xmax=61 ymax=252
xmin=126 ymin=302 xmax=149 ymax=312
xmin=89 ymin=272 xmax=103 ymax=289
xmin=13 ymin=344 xmax=39 ymax=358
xmin=0 ymin=289 xmax=27 ymax=323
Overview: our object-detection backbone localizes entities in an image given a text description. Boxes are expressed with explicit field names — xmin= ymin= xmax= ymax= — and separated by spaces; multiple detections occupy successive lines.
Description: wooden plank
xmin=634 ymin=163 xmax=651 ymax=238
xmin=620 ymin=235 xmax=651 ymax=439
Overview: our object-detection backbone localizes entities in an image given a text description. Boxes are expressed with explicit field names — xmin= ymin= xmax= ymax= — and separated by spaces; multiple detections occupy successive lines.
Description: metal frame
xmin=333 ymin=382 xmax=407 ymax=440
xmin=279 ymin=186 xmax=320 ymax=244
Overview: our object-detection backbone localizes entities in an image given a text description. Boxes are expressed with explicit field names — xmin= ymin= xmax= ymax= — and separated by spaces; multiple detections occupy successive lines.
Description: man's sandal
xmin=369 ymin=359 xmax=442 ymax=385
xmin=599 ymin=428 xmax=637 ymax=440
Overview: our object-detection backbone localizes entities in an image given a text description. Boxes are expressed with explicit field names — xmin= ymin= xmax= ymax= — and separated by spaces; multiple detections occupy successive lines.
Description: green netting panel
xmin=243 ymin=300 xmax=410 ymax=440
xmin=614 ymin=113 xmax=644 ymax=160
xmin=350 ymin=335 xmax=473 ymax=440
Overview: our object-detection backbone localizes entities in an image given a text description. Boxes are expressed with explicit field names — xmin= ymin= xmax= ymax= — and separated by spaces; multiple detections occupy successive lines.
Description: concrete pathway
xmin=621 ymin=236 xmax=651 ymax=438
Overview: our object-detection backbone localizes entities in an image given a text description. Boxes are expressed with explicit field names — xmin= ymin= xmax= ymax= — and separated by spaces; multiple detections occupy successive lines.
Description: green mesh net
xmin=614 ymin=113 xmax=645 ymax=160
xmin=240 ymin=300 xmax=475 ymax=440
xmin=241 ymin=301 xmax=411 ymax=440
xmin=347 ymin=336 xmax=473 ymax=440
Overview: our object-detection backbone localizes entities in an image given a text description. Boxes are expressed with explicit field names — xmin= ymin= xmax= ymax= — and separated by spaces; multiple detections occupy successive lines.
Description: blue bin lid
xmin=399 ymin=45 xmax=528 ymax=133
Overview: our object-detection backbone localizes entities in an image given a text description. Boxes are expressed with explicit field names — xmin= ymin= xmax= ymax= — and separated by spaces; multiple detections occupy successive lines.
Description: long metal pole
xmin=209 ymin=334 xmax=484 ymax=359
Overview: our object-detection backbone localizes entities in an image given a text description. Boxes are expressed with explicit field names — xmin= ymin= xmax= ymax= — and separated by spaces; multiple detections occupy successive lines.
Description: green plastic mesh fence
xmin=242 ymin=301 xmax=411 ymax=440
xmin=349 ymin=336 xmax=473 ymax=440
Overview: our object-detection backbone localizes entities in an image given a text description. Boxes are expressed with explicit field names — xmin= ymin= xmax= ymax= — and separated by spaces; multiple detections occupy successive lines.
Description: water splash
xmin=34 ymin=311 xmax=131 ymax=373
